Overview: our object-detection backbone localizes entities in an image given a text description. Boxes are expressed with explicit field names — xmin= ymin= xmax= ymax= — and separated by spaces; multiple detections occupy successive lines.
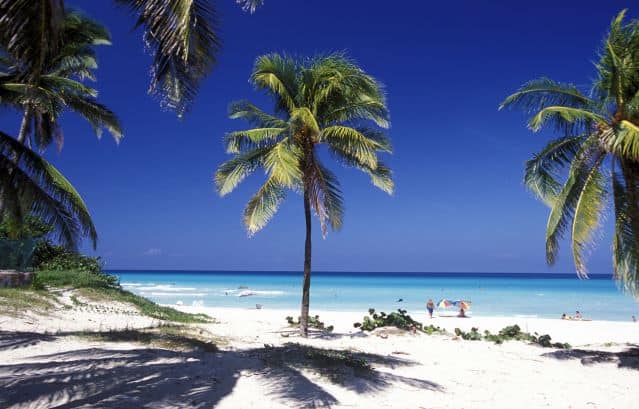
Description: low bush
xmin=286 ymin=314 xmax=334 ymax=332
xmin=353 ymin=308 xmax=445 ymax=335
xmin=34 ymin=269 xmax=118 ymax=289
xmin=33 ymin=242 xmax=103 ymax=274
xmin=454 ymin=324 xmax=571 ymax=349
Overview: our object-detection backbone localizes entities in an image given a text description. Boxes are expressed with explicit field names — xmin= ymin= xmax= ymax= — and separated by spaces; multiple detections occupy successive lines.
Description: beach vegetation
xmin=354 ymin=308 xmax=445 ymax=334
xmin=501 ymin=10 xmax=639 ymax=294
xmin=454 ymin=324 xmax=571 ymax=349
xmin=0 ymin=287 xmax=58 ymax=316
xmin=286 ymin=314 xmax=334 ymax=333
xmin=216 ymin=53 xmax=393 ymax=336
xmin=75 ymin=324 xmax=222 ymax=351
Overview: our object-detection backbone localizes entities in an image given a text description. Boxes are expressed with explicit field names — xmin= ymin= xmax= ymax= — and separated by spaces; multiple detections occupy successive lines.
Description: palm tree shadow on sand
xmin=541 ymin=345 xmax=639 ymax=370
xmin=0 ymin=330 xmax=443 ymax=408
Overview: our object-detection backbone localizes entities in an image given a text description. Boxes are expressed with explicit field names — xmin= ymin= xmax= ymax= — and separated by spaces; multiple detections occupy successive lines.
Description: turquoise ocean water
xmin=110 ymin=271 xmax=639 ymax=321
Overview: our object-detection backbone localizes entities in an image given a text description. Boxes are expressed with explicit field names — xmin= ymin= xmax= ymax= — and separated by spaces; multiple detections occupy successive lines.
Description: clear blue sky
xmin=7 ymin=0 xmax=635 ymax=272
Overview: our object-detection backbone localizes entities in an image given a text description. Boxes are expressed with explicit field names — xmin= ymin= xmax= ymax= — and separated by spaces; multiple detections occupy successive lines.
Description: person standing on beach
xmin=426 ymin=299 xmax=435 ymax=318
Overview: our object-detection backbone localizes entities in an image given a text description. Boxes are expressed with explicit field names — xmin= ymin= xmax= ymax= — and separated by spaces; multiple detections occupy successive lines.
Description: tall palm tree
xmin=0 ymin=10 xmax=122 ymax=149
xmin=215 ymin=53 xmax=393 ymax=335
xmin=0 ymin=0 xmax=263 ymax=117
xmin=0 ymin=130 xmax=97 ymax=250
xmin=500 ymin=10 xmax=639 ymax=295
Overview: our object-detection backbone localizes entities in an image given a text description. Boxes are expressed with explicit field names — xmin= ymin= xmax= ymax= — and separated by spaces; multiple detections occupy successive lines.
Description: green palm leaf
xmin=243 ymin=177 xmax=286 ymax=236
xmin=524 ymin=135 xmax=584 ymax=206
xmin=0 ymin=130 xmax=97 ymax=249
xmin=115 ymin=0 xmax=220 ymax=116
xmin=571 ymin=156 xmax=606 ymax=277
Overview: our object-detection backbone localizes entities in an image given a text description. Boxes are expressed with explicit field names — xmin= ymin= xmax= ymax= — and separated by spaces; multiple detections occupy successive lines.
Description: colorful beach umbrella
xmin=437 ymin=299 xmax=453 ymax=308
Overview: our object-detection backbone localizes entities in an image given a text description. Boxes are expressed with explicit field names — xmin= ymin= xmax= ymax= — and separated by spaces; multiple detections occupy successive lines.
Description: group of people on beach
xmin=425 ymin=299 xmax=467 ymax=318
xmin=561 ymin=311 xmax=583 ymax=321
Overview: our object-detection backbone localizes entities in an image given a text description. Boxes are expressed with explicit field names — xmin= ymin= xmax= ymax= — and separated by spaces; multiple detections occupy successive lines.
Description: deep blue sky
xmin=6 ymin=0 xmax=635 ymax=272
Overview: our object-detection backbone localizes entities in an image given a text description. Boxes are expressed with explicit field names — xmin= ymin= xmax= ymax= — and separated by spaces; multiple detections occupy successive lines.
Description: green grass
xmin=0 ymin=288 xmax=58 ymax=316
xmin=78 ymin=287 xmax=212 ymax=323
xmin=34 ymin=269 xmax=119 ymax=289
xmin=20 ymin=269 xmax=213 ymax=324
xmin=75 ymin=325 xmax=222 ymax=351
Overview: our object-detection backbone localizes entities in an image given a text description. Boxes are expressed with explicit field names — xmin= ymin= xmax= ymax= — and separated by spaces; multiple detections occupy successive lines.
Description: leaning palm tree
xmin=0 ymin=10 xmax=122 ymax=149
xmin=500 ymin=10 xmax=639 ymax=295
xmin=0 ymin=130 xmax=97 ymax=250
xmin=215 ymin=53 xmax=393 ymax=335
xmin=0 ymin=0 xmax=263 ymax=116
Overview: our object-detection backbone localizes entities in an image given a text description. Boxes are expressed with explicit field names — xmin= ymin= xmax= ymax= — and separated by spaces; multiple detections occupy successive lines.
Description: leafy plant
xmin=454 ymin=324 xmax=571 ymax=349
xmin=353 ymin=308 xmax=445 ymax=335
xmin=286 ymin=314 xmax=334 ymax=333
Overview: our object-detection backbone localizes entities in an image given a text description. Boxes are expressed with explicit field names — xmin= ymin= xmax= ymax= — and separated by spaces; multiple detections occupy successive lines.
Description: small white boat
xmin=238 ymin=290 xmax=256 ymax=297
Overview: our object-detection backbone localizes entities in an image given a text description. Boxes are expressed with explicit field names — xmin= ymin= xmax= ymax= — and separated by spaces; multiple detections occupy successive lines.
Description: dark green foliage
xmin=454 ymin=327 xmax=482 ymax=341
xmin=454 ymin=324 xmax=571 ymax=349
xmin=354 ymin=308 xmax=445 ymax=335
xmin=33 ymin=269 xmax=118 ymax=289
xmin=286 ymin=314 xmax=334 ymax=333
xmin=32 ymin=242 xmax=103 ymax=274
xmin=0 ymin=215 xmax=53 ymax=240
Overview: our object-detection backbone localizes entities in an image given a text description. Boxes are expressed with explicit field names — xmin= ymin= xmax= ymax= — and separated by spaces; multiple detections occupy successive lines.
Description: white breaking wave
xmin=141 ymin=292 xmax=207 ymax=297
xmin=136 ymin=285 xmax=199 ymax=292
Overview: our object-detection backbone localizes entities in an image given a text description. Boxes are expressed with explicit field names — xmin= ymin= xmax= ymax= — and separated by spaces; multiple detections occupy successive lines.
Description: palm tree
xmin=0 ymin=10 xmax=122 ymax=149
xmin=0 ymin=0 xmax=263 ymax=117
xmin=0 ymin=130 xmax=97 ymax=250
xmin=215 ymin=53 xmax=393 ymax=335
xmin=500 ymin=10 xmax=639 ymax=295
xmin=0 ymin=9 xmax=121 ymax=249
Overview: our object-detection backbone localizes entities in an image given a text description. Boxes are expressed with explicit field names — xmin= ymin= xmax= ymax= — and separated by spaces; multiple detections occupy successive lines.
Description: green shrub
xmin=34 ymin=269 xmax=118 ymax=289
xmin=354 ymin=308 xmax=445 ymax=335
xmin=286 ymin=314 xmax=334 ymax=333
xmin=454 ymin=327 xmax=482 ymax=340
xmin=454 ymin=324 xmax=571 ymax=349
xmin=32 ymin=242 xmax=103 ymax=273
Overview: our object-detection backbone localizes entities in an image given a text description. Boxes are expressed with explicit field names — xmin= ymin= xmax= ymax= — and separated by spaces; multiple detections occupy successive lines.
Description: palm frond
xmin=243 ymin=177 xmax=285 ymax=235
xmin=115 ymin=0 xmax=221 ymax=116
xmin=571 ymin=156 xmax=606 ymax=277
xmin=263 ymin=140 xmax=302 ymax=189
xmin=499 ymin=78 xmax=596 ymax=113
xmin=224 ymin=127 xmax=285 ymax=153
xmin=524 ymin=135 xmax=585 ymax=206
xmin=529 ymin=106 xmax=606 ymax=134
xmin=606 ymin=120 xmax=639 ymax=162
xmin=307 ymin=159 xmax=343 ymax=236
xmin=63 ymin=93 xmax=123 ymax=142
xmin=0 ymin=130 xmax=97 ymax=249
xmin=250 ymin=53 xmax=297 ymax=113
xmin=215 ymin=147 xmax=272 ymax=196
xmin=236 ymin=0 xmax=264 ymax=13
xmin=228 ymin=100 xmax=287 ymax=128
xmin=545 ymin=147 xmax=604 ymax=266
xmin=321 ymin=126 xmax=390 ymax=169
xmin=612 ymin=159 xmax=639 ymax=295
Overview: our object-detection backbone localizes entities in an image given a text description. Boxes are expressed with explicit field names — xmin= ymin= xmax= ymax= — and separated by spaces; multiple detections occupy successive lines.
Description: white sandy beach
xmin=1 ymin=296 xmax=638 ymax=408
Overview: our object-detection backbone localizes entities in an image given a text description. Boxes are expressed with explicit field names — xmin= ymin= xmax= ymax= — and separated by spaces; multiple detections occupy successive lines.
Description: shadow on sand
xmin=0 ymin=330 xmax=443 ymax=408
xmin=542 ymin=344 xmax=639 ymax=370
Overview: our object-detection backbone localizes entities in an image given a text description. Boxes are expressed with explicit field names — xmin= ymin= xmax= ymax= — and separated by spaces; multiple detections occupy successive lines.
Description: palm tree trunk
xmin=299 ymin=187 xmax=312 ymax=337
